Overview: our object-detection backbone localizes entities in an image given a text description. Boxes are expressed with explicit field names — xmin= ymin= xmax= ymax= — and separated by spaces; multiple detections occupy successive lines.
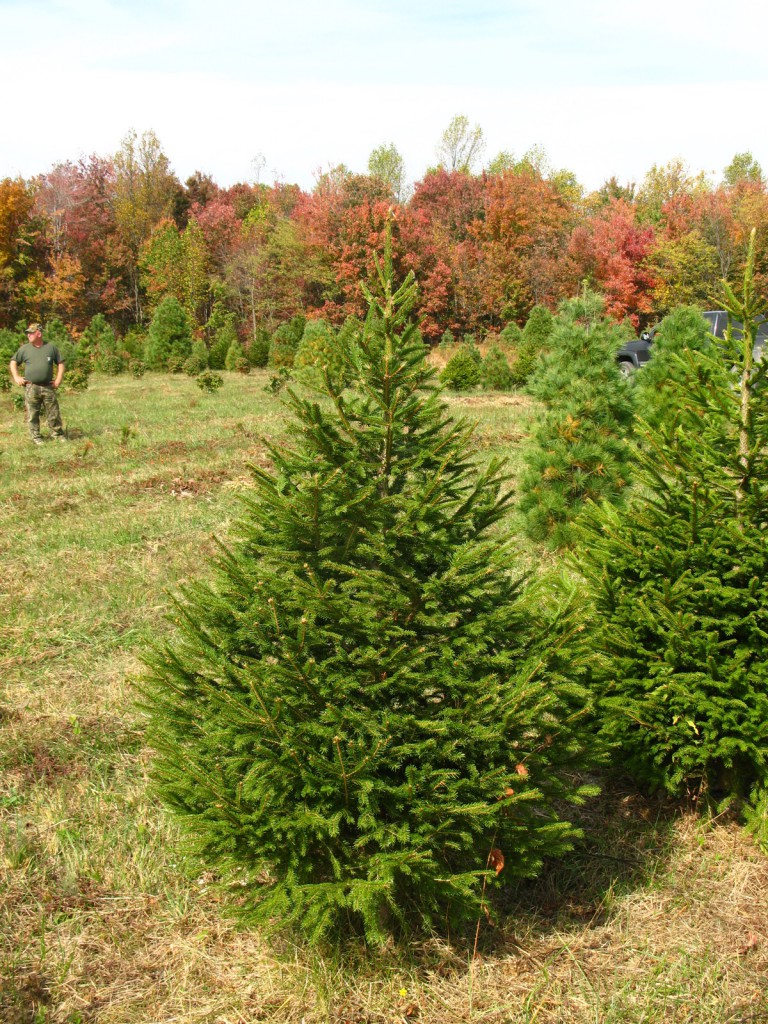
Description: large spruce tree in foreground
xmin=143 ymin=239 xmax=596 ymax=944
xmin=575 ymin=232 xmax=768 ymax=810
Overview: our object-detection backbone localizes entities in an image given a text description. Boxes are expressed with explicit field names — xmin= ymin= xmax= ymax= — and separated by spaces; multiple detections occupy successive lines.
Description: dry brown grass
xmin=3 ymin=796 xmax=767 ymax=1023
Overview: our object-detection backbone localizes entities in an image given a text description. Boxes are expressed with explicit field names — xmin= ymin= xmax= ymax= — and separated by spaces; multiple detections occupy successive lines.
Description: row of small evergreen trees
xmin=0 ymin=295 xmax=559 ymax=394
xmin=438 ymin=306 xmax=555 ymax=392
xmin=141 ymin=228 xmax=768 ymax=947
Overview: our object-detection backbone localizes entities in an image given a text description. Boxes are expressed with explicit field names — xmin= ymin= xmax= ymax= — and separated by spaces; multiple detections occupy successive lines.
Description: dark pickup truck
xmin=616 ymin=331 xmax=654 ymax=374
xmin=616 ymin=311 xmax=768 ymax=373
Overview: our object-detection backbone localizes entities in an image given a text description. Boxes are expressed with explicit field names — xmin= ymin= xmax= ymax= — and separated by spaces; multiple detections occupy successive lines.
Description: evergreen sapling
xmin=143 ymin=237 xmax=598 ymax=944
xmin=518 ymin=291 xmax=635 ymax=549
xmin=575 ymin=231 xmax=768 ymax=810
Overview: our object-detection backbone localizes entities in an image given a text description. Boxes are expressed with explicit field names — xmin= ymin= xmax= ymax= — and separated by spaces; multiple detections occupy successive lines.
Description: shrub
xmin=65 ymin=368 xmax=89 ymax=392
xmin=142 ymin=235 xmax=597 ymax=945
xmin=439 ymin=328 xmax=456 ymax=350
xmin=0 ymin=328 xmax=20 ymax=391
xmin=440 ymin=346 xmax=481 ymax=390
xmin=575 ymin=235 xmax=768 ymax=808
xmin=98 ymin=352 xmax=124 ymax=375
xmin=167 ymin=353 xmax=186 ymax=374
xmin=130 ymin=359 xmax=146 ymax=378
xmin=0 ymin=327 xmax=22 ymax=368
xmin=196 ymin=370 xmax=224 ymax=393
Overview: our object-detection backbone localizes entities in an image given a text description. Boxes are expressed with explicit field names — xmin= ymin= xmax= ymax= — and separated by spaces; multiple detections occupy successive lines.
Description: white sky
xmin=2 ymin=0 xmax=768 ymax=193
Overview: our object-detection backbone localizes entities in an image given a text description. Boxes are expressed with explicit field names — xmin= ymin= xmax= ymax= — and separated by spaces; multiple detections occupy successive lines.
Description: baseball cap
xmin=26 ymin=322 xmax=43 ymax=333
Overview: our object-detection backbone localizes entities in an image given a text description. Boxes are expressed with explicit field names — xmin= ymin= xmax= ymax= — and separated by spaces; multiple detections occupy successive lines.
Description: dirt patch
xmin=124 ymin=467 xmax=231 ymax=497
xmin=447 ymin=393 xmax=534 ymax=409
xmin=149 ymin=440 xmax=191 ymax=458
xmin=0 ymin=969 xmax=52 ymax=1024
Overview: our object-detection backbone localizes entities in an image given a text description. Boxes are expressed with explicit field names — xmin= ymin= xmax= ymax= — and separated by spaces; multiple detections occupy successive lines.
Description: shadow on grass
xmin=485 ymin=774 xmax=685 ymax=951
xmin=267 ymin=775 xmax=684 ymax=973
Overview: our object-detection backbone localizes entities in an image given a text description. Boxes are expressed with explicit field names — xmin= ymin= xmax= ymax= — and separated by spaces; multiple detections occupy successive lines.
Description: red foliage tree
xmin=569 ymin=199 xmax=656 ymax=325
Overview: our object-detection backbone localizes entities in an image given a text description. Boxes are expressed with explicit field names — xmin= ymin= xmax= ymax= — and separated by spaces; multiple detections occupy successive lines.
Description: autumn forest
xmin=1 ymin=125 xmax=766 ymax=351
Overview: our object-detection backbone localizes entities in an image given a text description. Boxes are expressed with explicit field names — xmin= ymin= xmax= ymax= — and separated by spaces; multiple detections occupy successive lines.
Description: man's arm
xmin=9 ymin=359 xmax=26 ymax=386
xmin=52 ymin=360 xmax=65 ymax=389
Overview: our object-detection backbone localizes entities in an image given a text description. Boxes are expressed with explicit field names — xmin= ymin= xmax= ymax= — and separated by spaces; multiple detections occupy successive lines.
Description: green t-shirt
xmin=13 ymin=342 xmax=63 ymax=385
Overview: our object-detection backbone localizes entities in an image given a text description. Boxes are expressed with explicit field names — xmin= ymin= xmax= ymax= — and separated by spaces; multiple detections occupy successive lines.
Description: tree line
xmin=1 ymin=123 xmax=767 ymax=357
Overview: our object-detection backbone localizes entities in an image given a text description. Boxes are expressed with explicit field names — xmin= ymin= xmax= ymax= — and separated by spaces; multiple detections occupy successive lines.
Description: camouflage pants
xmin=25 ymin=384 xmax=64 ymax=440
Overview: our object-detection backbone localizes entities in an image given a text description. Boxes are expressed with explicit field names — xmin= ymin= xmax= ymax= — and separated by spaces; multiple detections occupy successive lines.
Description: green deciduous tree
xmin=113 ymin=129 xmax=182 ymax=323
xmin=367 ymin=143 xmax=407 ymax=203
xmin=435 ymin=115 xmax=485 ymax=174
xmin=723 ymin=152 xmax=763 ymax=188
xmin=142 ymin=235 xmax=597 ymax=944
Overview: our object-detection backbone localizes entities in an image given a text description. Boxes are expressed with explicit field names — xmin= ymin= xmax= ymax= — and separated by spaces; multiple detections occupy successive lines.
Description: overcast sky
xmin=2 ymin=0 xmax=768 ymax=193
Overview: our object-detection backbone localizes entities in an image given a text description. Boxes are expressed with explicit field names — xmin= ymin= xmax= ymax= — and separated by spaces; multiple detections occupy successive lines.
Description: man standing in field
xmin=9 ymin=323 xmax=67 ymax=445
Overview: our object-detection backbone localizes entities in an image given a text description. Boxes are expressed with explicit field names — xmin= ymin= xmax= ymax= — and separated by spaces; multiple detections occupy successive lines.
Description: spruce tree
xmin=575 ymin=231 xmax=768 ymax=807
xmin=145 ymin=296 xmax=192 ymax=370
xmin=440 ymin=345 xmax=481 ymax=390
xmin=224 ymin=336 xmax=248 ymax=372
xmin=294 ymin=319 xmax=348 ymax=388
xmin=518 ymin=291 xmax=635 ymax=549
xmin=512 ymin=304 xmax=553 ymax=387
xmin=81 ymin=313 xmax=117 ymax=372
xmin=184 ymin=339 xmax=209 ymax=375
xmin=480 ymin=345 xmax=514 ymax=391
xmin=268 ymin=315 xmax=306 ymax=369
xmin=142 ymin=236 xmax=597 ymax=944
xmin=209 ymin=316 xmax=237 ymax=370
xmin=248 ymin=326 xmax=271 ymax=368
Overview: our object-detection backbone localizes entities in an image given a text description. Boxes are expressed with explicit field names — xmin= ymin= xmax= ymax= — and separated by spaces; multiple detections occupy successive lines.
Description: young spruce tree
xmin=143 ymin=236 xmax=597 ymax=944
xmin=575 ymin=231 xmax=768 ymax=812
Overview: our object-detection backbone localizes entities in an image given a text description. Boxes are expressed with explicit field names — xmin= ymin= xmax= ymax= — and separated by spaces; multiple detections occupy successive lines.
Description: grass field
xmin=1 ymin=371 xmax=767 ymax=1024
